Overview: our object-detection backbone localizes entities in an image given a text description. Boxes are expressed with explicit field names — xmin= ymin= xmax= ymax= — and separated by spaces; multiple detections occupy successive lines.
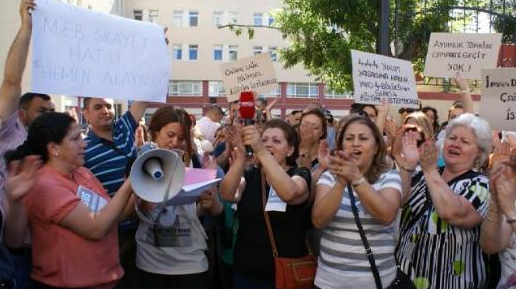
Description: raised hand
xmin=452 ymin=72 xmax=470 ymax=92
xmin=5 ymin=155 xmax=42 ymax=202
xmin=242 ymin=124 xmax=264 ymax=153
xmin=376 ymin=98 xmax=390 ymax=117
xmin=329 ymin=151 xmax=362 ymax=184
xmin=492 ymin=165 xmax=516 ymax=218
xmin=400 ymin=131 xmax=421 ymax=170
xmin=419 ymin=139 xmax=438 ymax=173
xmin=490 ymin=141 xmax=511 ymax=170
xmin=317 ymin=140 xmax=331 ymax=170
xmin=20 ymin=0 xmax=36 ymax=29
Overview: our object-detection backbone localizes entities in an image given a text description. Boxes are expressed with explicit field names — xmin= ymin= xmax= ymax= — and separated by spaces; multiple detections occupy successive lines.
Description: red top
xmin=23 ymin=165 xmax=123 ymax=288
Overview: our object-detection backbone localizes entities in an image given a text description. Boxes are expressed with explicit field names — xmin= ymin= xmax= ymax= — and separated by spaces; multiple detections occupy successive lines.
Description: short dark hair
xmin=19 ymin=93 xmax=51 ymax=110
xmin=263 ymin=119 xmax=299 ymax=167
xmin=83 ymin=97 xmax=92 ymax=110
xmin=5 ymin=112 xmax=75 ymax=164
xmin=290 ymin=110 xmax=301 ymax=115
xmin=349 ymin=103 xmax=364 ymax=114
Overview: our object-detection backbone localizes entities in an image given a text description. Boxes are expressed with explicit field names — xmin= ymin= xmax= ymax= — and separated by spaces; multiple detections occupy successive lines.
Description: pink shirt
xmin=23 ymin=165 xmax=123 ymax=288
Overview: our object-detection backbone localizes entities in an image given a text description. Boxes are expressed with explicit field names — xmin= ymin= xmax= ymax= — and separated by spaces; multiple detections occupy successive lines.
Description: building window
xmin=213 ymin=45 xmax=223 ymax=61
xmin=209 ymin=81 xmax=226 ymax=97
xmin=253 ymin=46 xmax=263 ymax=55
xmin=213 ymin=11 xmax=224 ymax=26
xmin=133 ymin=10 xmax=142 ymax=21
xmin=148 ymin=10 xmax=159 ymax=22
xmin=268 ymin=46 xmax=277 ymax=61
xmin=325 ymin=86 xmax=351 ymax=98
xmin=173 ymin=10 xmax=183 ymax=27
xmin=258 ymin=84 xmax=281 ymax=98
xmin=229 ymin=45 xmax=238 ymax=61
xmin=268 ymin=15 xmax=274 ymax=26
xmin=189 ymin=11 xmax=198 ymax=27
xmin=188 ymin=45 xmax=198 ymax=60
xmin=172 ymin=44 xmax=182 ymax=60
xmin=229 ymin=12 xmax=238 ymax=24
xmin=253 ymin=13 xmax=263 ymax=26
xmin=287 ymin=83 xmax=319 ymax=98
xmin=169 ymin=80 xmax=202 ymax=96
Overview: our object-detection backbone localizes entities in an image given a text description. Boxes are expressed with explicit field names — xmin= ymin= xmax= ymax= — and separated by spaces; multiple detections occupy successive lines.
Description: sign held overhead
xmin=351 ymin=50 xmax=419 ymax=108
xmin=31 ymin=0 xmax=170 ymax=102
xmin=424 ymin=33 xmax=502 ymax=80
xmin=220 ymin=53 xmax=277 ymax=102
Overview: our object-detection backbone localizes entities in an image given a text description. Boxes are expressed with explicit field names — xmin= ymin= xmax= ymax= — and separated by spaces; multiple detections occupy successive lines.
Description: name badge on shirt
xmin=265 ymin=186 xmax=287 ymax=212
xmin=77 ymin=185 xmax=107 ymax=213
xmin=149 ymin=213 xmax=193 ymax=248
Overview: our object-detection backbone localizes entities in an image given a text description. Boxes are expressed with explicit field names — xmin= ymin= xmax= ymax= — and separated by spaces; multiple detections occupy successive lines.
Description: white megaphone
xmin=130 ymin=143 xmax=185 ymax=203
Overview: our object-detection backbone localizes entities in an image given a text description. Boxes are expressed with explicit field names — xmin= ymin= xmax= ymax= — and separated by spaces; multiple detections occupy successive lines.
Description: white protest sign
xmin=219 ymin=53 xmax=277 ymax=102
xmin=424 ymin=33 xmax=502 ymax=80
xmin=479 ymin=68 xmax=516 ymax=131
xmin=31 ymin=0 xmax=170 ymax=102
xmin=351 ymin=50 xmax=418 ymax=108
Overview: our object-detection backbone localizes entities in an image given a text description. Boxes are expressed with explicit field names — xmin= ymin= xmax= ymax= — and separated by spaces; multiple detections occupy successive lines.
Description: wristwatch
xmin=352 ymin=176 xmax=366 ymax=187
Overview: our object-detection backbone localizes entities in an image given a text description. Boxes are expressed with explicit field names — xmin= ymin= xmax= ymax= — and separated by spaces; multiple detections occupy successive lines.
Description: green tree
xmin=272 ymin=0 xmax=474 ymax=92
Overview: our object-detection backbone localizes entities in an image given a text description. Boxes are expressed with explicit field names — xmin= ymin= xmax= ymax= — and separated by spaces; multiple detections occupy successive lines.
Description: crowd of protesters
xmin=2 ymin=1 xmax=516 ymax=289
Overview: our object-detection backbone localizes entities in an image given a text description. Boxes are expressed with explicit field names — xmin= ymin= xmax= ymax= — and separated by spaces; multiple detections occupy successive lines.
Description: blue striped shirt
xmin=84 ymin=111 xmax=137 ymax=196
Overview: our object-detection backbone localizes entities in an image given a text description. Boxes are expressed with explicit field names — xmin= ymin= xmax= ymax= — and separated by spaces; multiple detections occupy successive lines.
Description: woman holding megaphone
xmin=4 ymin=112 xmax=134 ymax=288
xmin=135 ymin=106 xmax=222 ymax=289
xmin=220 ymin=118 xmax=312 ymax=289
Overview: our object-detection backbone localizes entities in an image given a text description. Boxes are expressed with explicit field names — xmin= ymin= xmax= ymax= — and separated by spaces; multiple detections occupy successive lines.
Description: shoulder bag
xmin=347 ymin=183 xmax=415 ymax=289
xmin=261 ymin=170 xmax=317 ymax=289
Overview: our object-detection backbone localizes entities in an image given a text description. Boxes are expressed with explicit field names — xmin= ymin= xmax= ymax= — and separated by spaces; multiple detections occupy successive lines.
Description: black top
xmin=233 ymin=166 xmax=311 ymax=281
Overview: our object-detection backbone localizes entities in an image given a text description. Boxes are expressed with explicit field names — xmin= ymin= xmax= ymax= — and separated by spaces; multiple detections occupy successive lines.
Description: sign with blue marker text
xmin=424 ymin=33 xmax=502 ymax=80
xmin=31 ymin=0 xmax=170 ymax=102
xmin=351 ymin=50 xmax=418 ymax=108
xmin=479 ymin=68 xmax=516 ymax=131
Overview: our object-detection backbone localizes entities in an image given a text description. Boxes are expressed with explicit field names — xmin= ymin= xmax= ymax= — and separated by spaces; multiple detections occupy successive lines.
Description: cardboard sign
xmin=31 ymin=0 xmax=170 ymax=102
xmin=220 ymin=53 xmax=277 ymax=102
xmin=351 ymin=50 xmax=418 ymax=108
xmin=479 ymin=68 xmax=516 ymax=130
xmin=424 ymin=33 xmax=502 ymax=80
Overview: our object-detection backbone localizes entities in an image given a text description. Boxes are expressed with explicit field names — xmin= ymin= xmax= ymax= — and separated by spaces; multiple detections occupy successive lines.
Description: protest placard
xmin=479 ymin=68 xmax=516 ymax=131
xmin=351 ymin=50 xmax=419 ymax=108
xmin=424 ymin=33 xmax=502 ymax=80
xmin=31 ymin=0 xmax=170 ymax=102
xmin=219 ymin=53 xmax=277 ymax=102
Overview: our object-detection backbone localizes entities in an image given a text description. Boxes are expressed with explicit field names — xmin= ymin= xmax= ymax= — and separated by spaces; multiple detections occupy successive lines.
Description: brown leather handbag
xmin=261 ymin=170 xmax=317 ymax=289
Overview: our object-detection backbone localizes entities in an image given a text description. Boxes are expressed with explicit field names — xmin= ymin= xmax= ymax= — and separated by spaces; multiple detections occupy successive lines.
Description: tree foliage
xmin=273 ymin=0 xmax=478 ymax=92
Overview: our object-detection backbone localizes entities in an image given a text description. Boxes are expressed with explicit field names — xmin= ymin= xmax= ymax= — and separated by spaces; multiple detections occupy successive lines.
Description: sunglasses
xmin=404 ymin=126 xmax=425 ymax=147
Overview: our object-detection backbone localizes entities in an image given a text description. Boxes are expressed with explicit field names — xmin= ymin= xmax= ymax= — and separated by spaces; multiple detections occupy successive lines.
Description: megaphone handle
xmin=152 ymin=174 xmax=175 ymax=225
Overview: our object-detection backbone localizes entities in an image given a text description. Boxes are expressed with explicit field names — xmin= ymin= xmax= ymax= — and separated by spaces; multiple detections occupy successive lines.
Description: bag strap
xmin=261 ymin=169 xmax=279 ymax=257
xmin=347 ymin=183 xmax=383 ymax=289
xmin=99 ymin=137 xmax=131 ymax=160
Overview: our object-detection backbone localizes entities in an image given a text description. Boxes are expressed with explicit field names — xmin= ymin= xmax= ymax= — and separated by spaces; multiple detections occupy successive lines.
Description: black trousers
xmin=138 ymin=270 xmax=208 ymax=289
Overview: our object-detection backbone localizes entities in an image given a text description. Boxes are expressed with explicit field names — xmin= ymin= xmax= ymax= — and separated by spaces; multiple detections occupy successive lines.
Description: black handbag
xmin=347 ymin=184 xmax=415 ymax=289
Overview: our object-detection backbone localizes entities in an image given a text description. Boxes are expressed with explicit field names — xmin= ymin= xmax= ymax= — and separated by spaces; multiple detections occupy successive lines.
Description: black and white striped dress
xmin=395 ymin=169 xmax=490 ymax=289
